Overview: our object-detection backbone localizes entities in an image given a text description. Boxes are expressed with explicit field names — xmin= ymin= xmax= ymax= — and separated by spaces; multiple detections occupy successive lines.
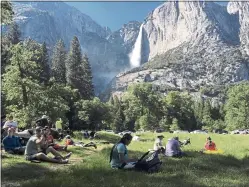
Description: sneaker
xmin=60 ymin=159 xmax=68 ymax=164
xmin=64 ymin=152 xmax=72 ymax=159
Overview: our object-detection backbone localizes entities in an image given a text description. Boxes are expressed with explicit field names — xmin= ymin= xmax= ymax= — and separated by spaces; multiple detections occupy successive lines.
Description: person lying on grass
xmin=165 ymin=137 xmax=186 ymax=157
xmin=2 ymin=127 xmax=26 ymax=155
xmin=110 ymin=133 xmax=137 ymax=169
xmin=65 ymin=135 xmax=97 ymax=149
xmin=24 ymin=126 xmax=71 ymax=164
xmin=153 ymin=135 xmax=165 ymax=152
xmin=43 ymin=126 xmax=68 ymax=152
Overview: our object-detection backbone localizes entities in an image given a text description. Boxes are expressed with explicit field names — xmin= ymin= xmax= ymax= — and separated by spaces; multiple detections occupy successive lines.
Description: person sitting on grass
xmin=165 ymin=137 xmax=185 ymax=157
xmin=35 ymin=115 xmax=49 ymax=128
xmin=65 ymin=135 xmax=97 ymax=149
xmin=3 ymin=115 xmax=18 ymax=132
xmin=2 ymin=127 xmax=26 ymax=155
xmin=110 ymin=133 xmax=137 ymax=169
xmin=153 ymin=135 xmax=165 ymax=152
xmin=44 ymin=126 xmax=68 ymax=152
xmin=89 ymin=131 xmax=95 ymax=139
xmin=25 ymin=127 xmax=71 ymax=164
xmin=204 ymin=137 xmax=217 ymax=151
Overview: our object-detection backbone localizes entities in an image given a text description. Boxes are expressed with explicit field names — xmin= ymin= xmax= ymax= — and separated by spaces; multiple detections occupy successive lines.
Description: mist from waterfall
xmin=129 ymin=24 xmax=143 ymax=68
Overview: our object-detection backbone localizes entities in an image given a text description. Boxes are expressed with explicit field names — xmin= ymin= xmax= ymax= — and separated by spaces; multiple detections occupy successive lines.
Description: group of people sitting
xmin=1 ymin=115 xmax=98 ymax=164
xmin=153 ymin=135 xmax=217 ymax=156
xmin=109 ymin=133 xmax=218 ymax=170
xmin=2 ymin=124 xmax=72 ymax=163
xmin=153 ymin=135 xmax=188 ymax=157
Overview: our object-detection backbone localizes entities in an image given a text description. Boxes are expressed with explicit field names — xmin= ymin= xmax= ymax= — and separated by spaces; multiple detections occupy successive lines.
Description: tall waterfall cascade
xmin=129 ymin=24 xmax=143 ymax=68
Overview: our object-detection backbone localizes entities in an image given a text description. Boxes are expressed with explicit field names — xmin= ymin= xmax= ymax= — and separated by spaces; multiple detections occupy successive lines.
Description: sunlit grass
xmin=2 ymin=132 xmax=249 ymax=187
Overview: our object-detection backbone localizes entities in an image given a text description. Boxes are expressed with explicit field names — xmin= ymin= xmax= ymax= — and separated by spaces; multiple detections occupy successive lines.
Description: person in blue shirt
xmin=2 ymin=127 xmax=25 ymax=155
xmin=110 ymin=133 xmax=137 ymax=169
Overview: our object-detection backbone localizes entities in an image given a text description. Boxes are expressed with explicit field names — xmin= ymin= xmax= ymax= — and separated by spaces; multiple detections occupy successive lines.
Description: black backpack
xmin=134 ymin=150 xmax=162 ymax=173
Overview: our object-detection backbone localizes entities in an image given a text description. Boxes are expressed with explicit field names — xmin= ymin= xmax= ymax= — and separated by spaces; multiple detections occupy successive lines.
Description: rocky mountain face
xmin=12 ymin=2 xmax=141 ymax=94
xmin=9 ymin=1 xmax=249 ymax=99
xmin=107 ymin=1 xmax=249 ymax=100
xmin=227 ymin=2 xmax=249 ymax=56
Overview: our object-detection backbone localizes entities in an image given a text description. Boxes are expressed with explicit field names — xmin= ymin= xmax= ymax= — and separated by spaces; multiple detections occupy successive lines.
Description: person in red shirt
xmin=204 ymin=137 xmax=217 ymax=151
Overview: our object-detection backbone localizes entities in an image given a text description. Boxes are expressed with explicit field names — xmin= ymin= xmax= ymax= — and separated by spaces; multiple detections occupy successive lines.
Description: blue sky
xmin=66 ymin=2 xmax=228 ymax=31
xmin=66 ymin=2 xmax=163 ymax=31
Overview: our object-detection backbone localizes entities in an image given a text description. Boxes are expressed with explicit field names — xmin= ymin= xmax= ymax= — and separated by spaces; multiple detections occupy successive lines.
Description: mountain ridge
xmin=9 ymin=1 xmax=249 ymax=98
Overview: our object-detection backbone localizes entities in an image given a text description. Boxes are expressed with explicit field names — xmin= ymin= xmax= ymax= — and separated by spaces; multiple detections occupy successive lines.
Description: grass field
xmin=1 ymin=132 xmax=249 ymax=187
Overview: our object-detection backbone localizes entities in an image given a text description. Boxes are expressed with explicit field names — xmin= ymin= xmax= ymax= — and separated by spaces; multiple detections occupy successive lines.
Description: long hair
xmin=109 ymin=133 xmax=133 ymax=163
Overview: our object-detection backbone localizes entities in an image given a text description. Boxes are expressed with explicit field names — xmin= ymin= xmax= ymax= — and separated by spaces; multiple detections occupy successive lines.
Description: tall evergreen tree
xmin=82 ymin=54 xmax=94 ymax=99
xmin=6 ymin=22 xmax=21 ymax=45
xmin=51 ymin=39 xmax=66 ymax=84
xmin=39 ymin=42 xmax=50 ymax=85
xmin=66 ymin=36 xmax=87 ymax=99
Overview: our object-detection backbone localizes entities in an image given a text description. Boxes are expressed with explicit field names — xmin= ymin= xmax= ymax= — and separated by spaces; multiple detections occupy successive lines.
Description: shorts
xmin=25 ymin=154 xmax=37 ymax=161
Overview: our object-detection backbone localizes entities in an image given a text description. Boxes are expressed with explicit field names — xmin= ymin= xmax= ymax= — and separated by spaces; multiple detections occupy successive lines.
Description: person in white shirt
xmin=153 ymin=135 xmax=165 ymax=152
xmin=3 ymin=115 xmax=18 ymax=131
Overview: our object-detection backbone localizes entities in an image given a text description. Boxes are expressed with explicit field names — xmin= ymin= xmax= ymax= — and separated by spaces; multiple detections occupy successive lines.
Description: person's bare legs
xmin=46 ymin=146 xmax=71 ymax=159
xmin=35 ymin=153 xmax=68 ymax=163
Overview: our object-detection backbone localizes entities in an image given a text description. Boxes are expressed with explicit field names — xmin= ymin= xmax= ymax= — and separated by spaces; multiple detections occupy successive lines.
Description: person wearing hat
xmin=24 ymin=127 xmax=71 ymax=164
xmin=153 ymin=135 xmax=165 ymax=152
xmin=2 ymin=127 xmax=25 ymax=154
xmin=35 ymin=115 xmax=49 ymax=127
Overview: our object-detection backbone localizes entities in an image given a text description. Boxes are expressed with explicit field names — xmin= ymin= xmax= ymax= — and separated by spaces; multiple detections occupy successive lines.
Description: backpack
xmin=134 ymin=150 xmax=162 ymax=173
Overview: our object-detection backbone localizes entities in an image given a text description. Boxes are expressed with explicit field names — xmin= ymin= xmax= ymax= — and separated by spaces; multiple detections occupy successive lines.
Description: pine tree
xmin=39 ymin=42 xmax=50 ymax=85
xmin=66 ymin=36 xmax=88 ymax=99
xmin=82 ymin=54 xmax=94 ymax=99
xmin=51 ymin=39 xmax=66 ymax=84
xmin=112 ymin=107 xmax=125 ymax=132
xmin=7 ymin=22 xmax=21 ymax=45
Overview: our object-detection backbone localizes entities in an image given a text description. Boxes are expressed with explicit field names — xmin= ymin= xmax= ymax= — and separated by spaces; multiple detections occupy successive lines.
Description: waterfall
xmin=129 ymin=24 xmax=143 ymax=68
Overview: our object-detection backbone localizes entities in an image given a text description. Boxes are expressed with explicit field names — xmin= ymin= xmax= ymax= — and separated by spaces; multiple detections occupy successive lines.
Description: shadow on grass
xmin=2 ymin=148 xmax=249 ymax=187
xmin=2 ymin=162 xmax=53 ymax=182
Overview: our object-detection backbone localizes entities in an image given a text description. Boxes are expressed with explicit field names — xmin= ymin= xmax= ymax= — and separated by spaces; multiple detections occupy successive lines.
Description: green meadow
xmin=2 ymin=132 xmax=249 ymax=187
